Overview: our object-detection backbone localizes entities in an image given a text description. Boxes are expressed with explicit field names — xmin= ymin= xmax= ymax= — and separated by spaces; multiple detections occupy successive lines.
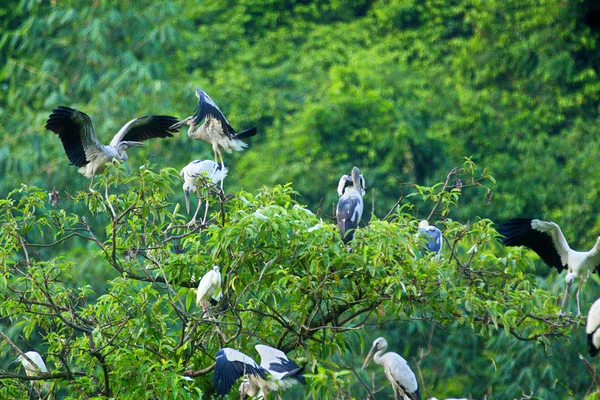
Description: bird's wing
xmin=387 ymin=354 xmax=419 ymax=394
xmin=255 ymin=345 xmax=306 ymax=385
xmin=45 ymin=106 xmax=102 ymax=167
xmin=337 ymin=175 xmax=351 ymax=197
xmin=193 ymin=91 xmax=236 ymax=137
xmin=213 ymin=348 xmax=267 ymax=396
xmin=499 ymin=218 xmax=568 ymax=272
xmin=196 ymin=270 xmax=220 ymax=305
xmin=109 ymin=115 xmax=179 ymax=147
xmin=336 ymin=191 xmax=364 ymax=243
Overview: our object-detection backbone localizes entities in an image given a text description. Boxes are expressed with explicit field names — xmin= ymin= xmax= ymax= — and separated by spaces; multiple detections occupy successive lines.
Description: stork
xmin=336 ymin=166 xmax=364 ymax=244
xmin=362 ymin=337 xmax=421 ymax=400
xmin=196 ymin=265 xmax=222 ymax=317
xmin=213 ymin=345 xmax=305 ymax=398
xmin=587 ymin=298 xmax=600 ymax=357
xmin=180 ymin=160 xmax=228 ymax=225
xmin=499 ymin=218 xmax=600 ymax=315
xmin=10 ymin=351 xmax=50 ymax=397
xmin=418 ymin=220 xmax=443 ymax=257
xmin=45 ymin=106 xmax=179 ymax=189
xmin=170 ymin=89 xmax=257 ymax=188
xmin=337 ymin=170 xmax=366 ymax=197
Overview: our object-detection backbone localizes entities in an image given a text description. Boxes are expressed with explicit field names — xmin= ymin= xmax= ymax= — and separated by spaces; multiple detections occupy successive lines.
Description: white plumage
xmin=362 ymin=337 xmax=421 ymax=400
xmin=45 ymin=106 xmax=178 ymax=185
xmin=196 ymin=265 xmax=222 ymax=312
xmin=180 ymin=160 xmax=228 ymax=224
xmin=337 ymin=171 xmax=366 ymax=197
xmin=500 ymin=218 xmax=600 ymax=314
xmin=13 ymin=351 xmax=50 ymax=395
xmin=587 ymin=297 xmax=600 ymax=357
xmin=213 ymin=345 xmax=305 ymax=399
xmin=336 ymin=166 xmax=365 ymax=244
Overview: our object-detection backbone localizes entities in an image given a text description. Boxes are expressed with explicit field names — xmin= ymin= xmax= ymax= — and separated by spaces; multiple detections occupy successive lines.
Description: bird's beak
xmin=122 ymin=141 xmax=145 ymax=148
xmin=361 ymin=347 xmax=375 ymax=370
xmin=169 ymin=120 xmax=186 ymax=129
xmin=8 ymin=359 xmax=18 ymax=367
xmin=184 ymin=188 xmax=191 ymax=214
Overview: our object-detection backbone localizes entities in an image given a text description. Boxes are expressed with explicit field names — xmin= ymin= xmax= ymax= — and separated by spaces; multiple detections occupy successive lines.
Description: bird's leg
xmin=576 ymin=277 xmax=584 ymax=315
xmin=201 ymin=193 xmax=210 ymax=225
xmin=217 ymin=150 xmax=226 ymax=191
xmin=88 ymin=175 xmax=95 ymax=192
xmin=559 ymin=280 xmax=572 ymax=315
xmin=188 ymin=190 xmax=202 ymax=227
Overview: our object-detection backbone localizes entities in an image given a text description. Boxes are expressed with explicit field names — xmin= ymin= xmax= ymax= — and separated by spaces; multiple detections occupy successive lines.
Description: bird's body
xmin=587 ymin=298 xmax=600 ymax=356
xmin=45 ymin=106 xmax=179 ymax=182
xmin=336 ymin=166 xmax=364 ymax=244
xmin=170 ymin=89 xmax=256 ymax=188
xmin=362 ymin=337 xmax=420 ymax=400
xmin=180 ymin=160 xmax=228 ymax=224
xmin=213 ymin=345 xmax=305 ymax=399
xmin=12 ymin=351 xmax=50 ymax=395
xmin=418 ymin=220 xmax=443 ymax=257
xmin=196 ymin=265 xmax=222 ymax=312
xmin=499 ymin=218 xmax=600 ymax=314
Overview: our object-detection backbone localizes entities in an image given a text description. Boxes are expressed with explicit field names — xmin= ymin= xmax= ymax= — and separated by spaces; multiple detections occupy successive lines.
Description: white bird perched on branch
xmin=587 ymin=297 xmax=600 ymax=357
xmin=336 ymin=166 xmax=364 ymax=244
xmin=180 ymin=160 xmax=228 ymax=225
xmin=418 ymin=220 xmax=443 ymax=257
xmin=170 ymin=89 xmax=257 ymax=188
xmin=11 ymin=351 xmax=50 ymax=396
xmin=45 ymin=106 xmax=179 ymax=188
xmin=499 ymin=218 xmax=600 ymax=315
xmin=362 ymin=337 xmax=421 ymax=400
xmin=196 ymin=265 xmax=221 ymax=316
xmin=213 ymin=345 xmax=305 ymax=398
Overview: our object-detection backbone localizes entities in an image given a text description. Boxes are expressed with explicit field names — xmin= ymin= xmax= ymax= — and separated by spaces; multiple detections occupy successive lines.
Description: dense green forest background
xmin=1 ymin=0 xmax=600 ymax=398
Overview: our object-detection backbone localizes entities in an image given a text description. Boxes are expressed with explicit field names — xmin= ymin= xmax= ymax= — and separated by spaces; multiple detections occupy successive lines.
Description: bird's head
xmin=362 ymin=337 xmax=388 ymax=370
xmin=212 ymin=265 xmax=220 ymax=273
xmin=182 ymin=182 xmax=196 ymax=214
xmin=419 ymin=220 xmax=429 ymax=229
xmin=117 ymin=141 xmax=144 ymax=158
xmin=351 ymin=166 xmax=362 ymax=188
xmin=169 ymin=116 xmax=194 ymax=130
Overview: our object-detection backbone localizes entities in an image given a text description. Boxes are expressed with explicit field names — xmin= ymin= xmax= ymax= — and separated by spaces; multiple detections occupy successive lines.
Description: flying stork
xmin=180 ymin=160 xmax=228 ymax=225
xmin=45 ymin=106 xmax=179 ymax=189
xmin=170 ymin=89 xmax=257 ymax=188
xmin=213 ymin=345 xmax=305 ymax=398
xmin=362 ymin=337 xmax=421 ymax=400
xmin=587 ymin=297 xmax=600 ymax=357
xmin=196 ymin=265 xmax=222 ymax=317
xmin=336 ymin=166 xmax=364 ymax=244
xmin=499 ymin=218 xmax=600 ymax=315
xmin=418 ymin=220 xmax=443 ymax=257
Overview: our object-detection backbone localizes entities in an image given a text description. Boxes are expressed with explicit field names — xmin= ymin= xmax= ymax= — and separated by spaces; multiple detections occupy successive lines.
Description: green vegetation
xmin=1 ymin=0 xmax=600 ymax=398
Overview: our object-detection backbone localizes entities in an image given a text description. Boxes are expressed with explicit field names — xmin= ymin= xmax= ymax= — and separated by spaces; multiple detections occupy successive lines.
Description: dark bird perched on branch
xmin=170 ymin=89 xmax=257 ymax=188
xmin=336 ymin=166 xmax=364 ymax=244
xmin=213 ymin=345 xmax=305 ymax=398
xmin=45 ymin=106 xmax=178 ymax=188
xmin=499 ymin=218 xmax=600 ymax=315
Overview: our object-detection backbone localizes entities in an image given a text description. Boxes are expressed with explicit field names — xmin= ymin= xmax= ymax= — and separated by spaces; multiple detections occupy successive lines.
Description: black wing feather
xmin=337 ymin=196 xmax=362 ymax=244
xmin=233 ymin=126 xmax=258 ymax=140
xmin=193 ymin=93 xmax=236 ymax=137
xmin=267 ymin=357 xmax=306 ymax=385
xmin=121 ymin=115 xmax=179 ymax=142
xmin=45 ymin=106 xmax=89 ymax=167
xmin=499 ymin=218 xmax=566 ymax=272
xmin=212 ymin=349 xmax=267 ymax=397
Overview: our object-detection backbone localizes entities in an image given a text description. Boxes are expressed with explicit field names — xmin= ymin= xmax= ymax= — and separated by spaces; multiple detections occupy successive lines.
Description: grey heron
xmin=170 ymin=89 xmax=257 ymax=187
xmin=336 ymin=166 xmax=364 ymax=243
xmin=337 ymin=171 xmax=366 ymax=197
xmin=499 ymin=218 xmax=600 ymax=315
xmin=45 ymin=106 xmax=179 ymax=188
xmin=180 ymin=160 xmax=228 ymax=225
xmin=10 ymin=351 xmax=50 ymax=396
xmin=587 ymin=297 xmax=600 ymax=356
xmin=418 ymin=220 xmax=443 ymax=257
xmin=362 ymin=337 xmax=421 ymax=400
xmin=213 ymin=345 xmax=305 ymax=398
xmin=196 ymin=265 xmax=221 ymax=317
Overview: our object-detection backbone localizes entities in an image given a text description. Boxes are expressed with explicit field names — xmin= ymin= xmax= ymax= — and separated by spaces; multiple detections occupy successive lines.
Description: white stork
xmin=418 ymin=220 xmax=443 ymax=258
xmin=587 ymin=297 xmax=600 ymax=357
xmin=45 ymin=106 xmax=179 ymax=188
xmin=170 ymin=89 xmax=257 ymax=188
xmin=336 ymin=166 xmax=364 ymax=244
xmin=212 ymin=345 xmax=305 ymax=398
xmin=11 ymin=351 xmax=50 ymax=396
xmin=196 ymin=265 xmax=222 ymax=317
xmin=362 ymin=337 xmax=421 ymax=400
xmin=499 ymin=218 xmax=600 ymax=315
xmin=180 ymin=160 xmax=228 ymax=225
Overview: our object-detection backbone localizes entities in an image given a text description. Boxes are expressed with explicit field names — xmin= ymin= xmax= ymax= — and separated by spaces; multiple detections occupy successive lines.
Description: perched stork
xmin=213 ymin=345 xmax=305 ymax=398
xmin=587 ymin=298 xmax=600 ymax=357
xmin=337 ymin=170 xmax=366 ymax=197
xmin=499 ymin=218 xmax=600 ymax=315
xmin=336 ymin=166 xmax=364 ymax=244
xmin=170 ymin=89 xmax=257 ymax=187
xmin=362 ymin=337 xmax=421 ymax=400
xmin=196 ymin=265 xmax=222 ymax=317
xmin=11 ymin=351 xmax=50 ymax=395
xmin=418 ymin=220 xmax=443 ymax=257
xmin=180 ymin=160 xmax=228 ymax=225
xmin=45 ymin=106 xmax=179 ymax=188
